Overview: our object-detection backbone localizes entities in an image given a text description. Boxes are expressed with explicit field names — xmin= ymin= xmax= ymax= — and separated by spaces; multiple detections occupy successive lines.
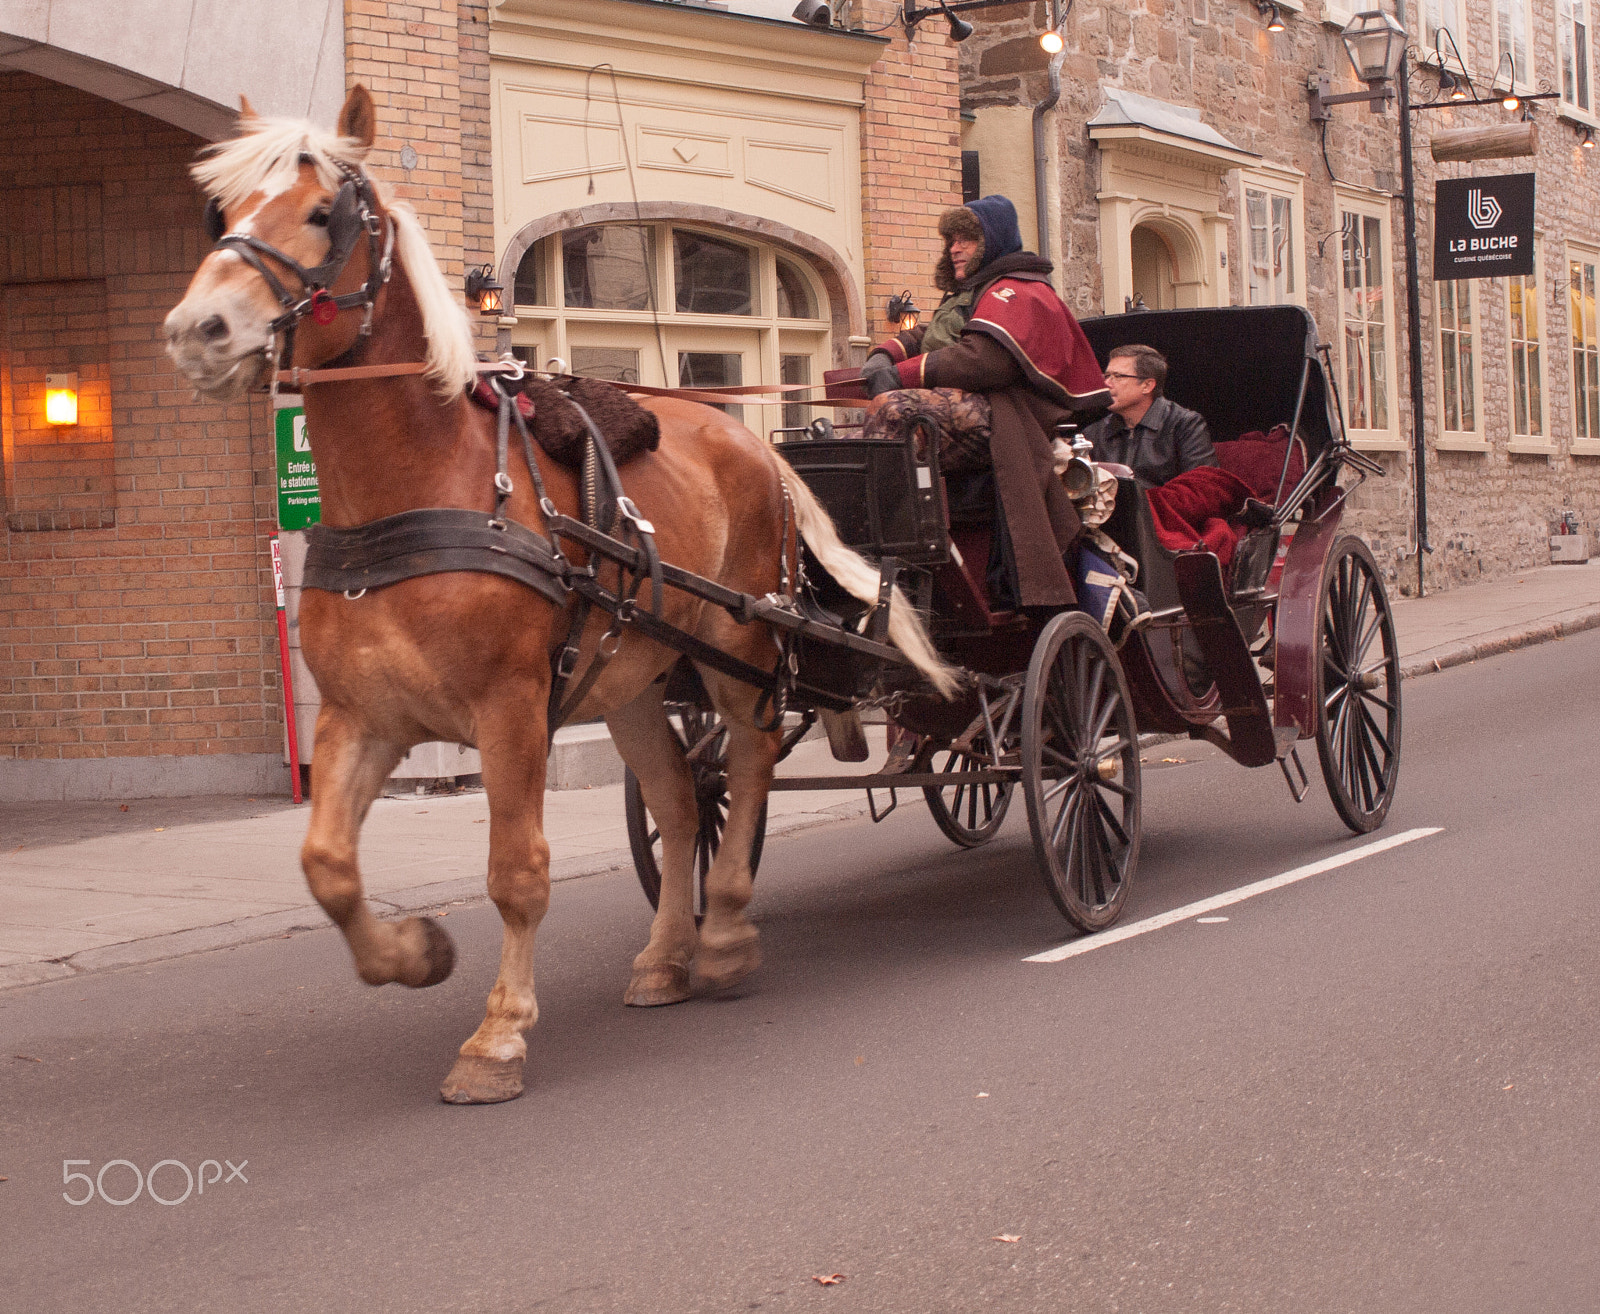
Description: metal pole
xmin=1394 ymin=5 xmax=1430 ymax=596
xmin=270 ymin=534 xmax=303 ymax=804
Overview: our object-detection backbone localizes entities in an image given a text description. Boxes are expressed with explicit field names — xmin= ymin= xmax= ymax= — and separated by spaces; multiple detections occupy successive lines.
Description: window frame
xmin=1434 ymin=277 xmax=1487 ymax=451
xmin=1237 ymin=165 xmax=1307 ymax=310
xmin=1567 ymin=241 xmax=1600 ymax=456
xmin=1492 ymin=0 xmax=1538 ymax=95
xmin=1505 ymin=236 xmax=1552 ymax=454
xmin=1559 ymin=0 xmax=1594 ymax=118
xmin=508 ymin=221 xmax=832 ymax=439
xmin=1333 ymin=189 xmax=1405 ymax=451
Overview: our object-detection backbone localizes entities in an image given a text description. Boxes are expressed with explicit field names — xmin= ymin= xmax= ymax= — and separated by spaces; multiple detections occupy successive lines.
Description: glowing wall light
xmin=45 ymin=373 xmax=78 ymax=426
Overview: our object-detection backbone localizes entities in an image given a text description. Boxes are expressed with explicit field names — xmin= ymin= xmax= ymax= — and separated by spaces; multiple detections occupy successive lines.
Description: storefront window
xmin=1507 ymin=253 xmax=1543 ymax=439
xmin=563 ymin=226 xmax=655 ymax=311
xmin=1437 ymin=280 xmax=1477 ymax=434
xmin=1340 ymin=208 xmax=1391 ymax=436
xmin=674 ymin=231 xmax=755 ymax=315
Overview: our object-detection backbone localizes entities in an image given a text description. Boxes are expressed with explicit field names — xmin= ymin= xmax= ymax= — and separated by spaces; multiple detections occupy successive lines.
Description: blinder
xmin=199 ymin=158 xmax=394 ymax=366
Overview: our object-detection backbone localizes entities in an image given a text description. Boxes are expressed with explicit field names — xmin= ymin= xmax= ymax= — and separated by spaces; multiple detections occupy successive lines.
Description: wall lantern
xmin=1341 ymin=9 xmax=1406 ymax=85
xmin=465 ymin=264 xmax=504 ymax=317
xmin=1256 ymin=1 xmax=1286 ymax=33
xmin=887 ymin=290 xmax=920 ymax=331
xmin=45 ymin=372 xmax=78 ymax=426
xmin=1307 ymin=9 xmax=1406 ymax=120
xmin=791 ymin=0 xmax=833 ymax=25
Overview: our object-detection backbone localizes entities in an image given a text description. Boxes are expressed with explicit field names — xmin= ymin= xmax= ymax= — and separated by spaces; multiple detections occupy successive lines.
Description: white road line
xmin=1024 ymin=827 xmax=1444 ymax=964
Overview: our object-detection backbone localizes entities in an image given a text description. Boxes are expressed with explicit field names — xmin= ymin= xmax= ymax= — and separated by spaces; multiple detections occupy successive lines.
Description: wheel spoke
xmin=1357 ymin=700 xmax=1395 ymax=759
xmin=1050 ymin=779 xmax=1083 ymax=848
xmin=1091 ymin=787 xmax=1131 ymax=847
xmin=1083 ymin=798 xmax=1109 ymax=908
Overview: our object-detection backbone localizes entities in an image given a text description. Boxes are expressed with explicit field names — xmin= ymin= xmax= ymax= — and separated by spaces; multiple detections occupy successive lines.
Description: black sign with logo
xmin=1434 ymin=173 xmax=1535 ymax=280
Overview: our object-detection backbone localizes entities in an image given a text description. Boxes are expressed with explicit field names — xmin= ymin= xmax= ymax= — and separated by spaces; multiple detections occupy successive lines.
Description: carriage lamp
xmin=887 ymin=291 xmax=920 ymax=331
xmin=465 ymin=265 xmax=504 ymax=317
xmin=44 ymin=373 xmax=78 ymax=426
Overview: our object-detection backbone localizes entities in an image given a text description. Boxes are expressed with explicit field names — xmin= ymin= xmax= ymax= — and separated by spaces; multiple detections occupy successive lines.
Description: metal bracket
xmin=866 ymin=786 xmax=898 ymax=822
xmin=1278 ymin=744 xmax=1310 ymax=802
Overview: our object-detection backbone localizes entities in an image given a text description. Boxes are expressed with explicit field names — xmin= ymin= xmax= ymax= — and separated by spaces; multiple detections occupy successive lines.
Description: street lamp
xmin=1308 ymin=10 xmax=1407 ymax=119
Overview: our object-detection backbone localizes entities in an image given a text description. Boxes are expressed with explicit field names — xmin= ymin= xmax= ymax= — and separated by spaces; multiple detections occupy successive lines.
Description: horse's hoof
xmin=692 ymin=933 xmax=761 ymax=993
xmin=439 ymin=1054 xmax=524 ymax=1104
xmin=624 ymin=964 xmax=692 ymax=1007
xmin=407 ymin=916 xmax=456 ymax=988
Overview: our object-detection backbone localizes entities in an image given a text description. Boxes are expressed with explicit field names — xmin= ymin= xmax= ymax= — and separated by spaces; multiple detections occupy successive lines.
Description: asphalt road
xmin=4 ymin=629 xmax=1599 ymax=1313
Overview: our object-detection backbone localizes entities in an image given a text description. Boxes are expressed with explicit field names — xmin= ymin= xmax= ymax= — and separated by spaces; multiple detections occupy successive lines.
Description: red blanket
xmin=1214 ymin=424 xmax=1305 ymax=501
xmin=1145 ymin=466 xmax=1256 ymax=567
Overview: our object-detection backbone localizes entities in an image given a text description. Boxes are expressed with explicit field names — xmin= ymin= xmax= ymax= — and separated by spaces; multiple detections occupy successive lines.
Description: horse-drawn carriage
xmin=166 ymin=88 xmax=1400 ymax=1101
xmin=625 ymin=302 xmax=1402 ymax=934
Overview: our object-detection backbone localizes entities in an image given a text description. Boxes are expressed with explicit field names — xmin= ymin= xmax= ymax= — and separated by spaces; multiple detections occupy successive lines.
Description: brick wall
xmin=858 ymin=0 xmax=965 ymax=347
xmin=0 ymin=73 xmax=282 ymax=792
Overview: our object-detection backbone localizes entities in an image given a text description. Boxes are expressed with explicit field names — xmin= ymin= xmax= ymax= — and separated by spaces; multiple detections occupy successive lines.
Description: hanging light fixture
xmin=1583 ymin=125 xmax=1597 ymax=149
xmin=1256 ymin=1 xmax=1285 ymax=32
xmin=1438 ymin=67 xmax=1469 ymax=100
xmin=1039 ymin=28 xmax=1063 ymax=52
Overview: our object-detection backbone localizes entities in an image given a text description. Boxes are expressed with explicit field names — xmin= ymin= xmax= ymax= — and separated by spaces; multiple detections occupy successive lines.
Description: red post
xmin=270 ymin=534 xmax=304 ymax=804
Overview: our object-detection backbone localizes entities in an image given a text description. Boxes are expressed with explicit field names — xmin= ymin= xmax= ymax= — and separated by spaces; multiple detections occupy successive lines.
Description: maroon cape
xmin=872 ymin=271 xmax=1111 ymax=607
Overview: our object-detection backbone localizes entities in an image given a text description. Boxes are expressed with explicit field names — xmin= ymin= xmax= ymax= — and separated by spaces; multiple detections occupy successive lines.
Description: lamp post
xmin=1310 ymin=8 xmax=1429 ymax=595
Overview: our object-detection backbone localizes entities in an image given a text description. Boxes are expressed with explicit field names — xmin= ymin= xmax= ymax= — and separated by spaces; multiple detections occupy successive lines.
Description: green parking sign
xmin=275 ymin=406 xmax=321 ymax=531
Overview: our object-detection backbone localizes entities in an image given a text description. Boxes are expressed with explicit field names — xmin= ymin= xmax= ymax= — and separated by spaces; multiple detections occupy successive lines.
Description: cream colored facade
xmin=489 ymin=0 xmax=889 ymax=415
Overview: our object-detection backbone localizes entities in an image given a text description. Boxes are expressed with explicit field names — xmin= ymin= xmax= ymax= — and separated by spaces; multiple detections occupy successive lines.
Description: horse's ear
xmin=239 ymin=95 xmax=259 ymax=122
xmin=337 ymin=86 xmax=377 ymax=151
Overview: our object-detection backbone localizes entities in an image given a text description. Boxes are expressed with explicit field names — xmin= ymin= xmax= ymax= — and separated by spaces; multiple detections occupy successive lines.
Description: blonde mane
xmin=191 ymin=115 xmax=477 ymax=396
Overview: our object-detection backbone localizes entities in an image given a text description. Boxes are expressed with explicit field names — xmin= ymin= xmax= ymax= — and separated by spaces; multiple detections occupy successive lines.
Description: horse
xmin=163 ymin=86 xmax=956 ymax=1104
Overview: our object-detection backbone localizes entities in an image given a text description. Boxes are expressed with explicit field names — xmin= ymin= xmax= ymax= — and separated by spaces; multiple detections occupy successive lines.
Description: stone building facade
xmin=958 ymin=0 xmax=1600 ymax=593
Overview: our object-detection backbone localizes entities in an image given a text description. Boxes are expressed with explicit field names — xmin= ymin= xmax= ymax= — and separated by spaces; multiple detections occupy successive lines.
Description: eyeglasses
xmin=1103 ymin=371 xmax=1143 ymax=382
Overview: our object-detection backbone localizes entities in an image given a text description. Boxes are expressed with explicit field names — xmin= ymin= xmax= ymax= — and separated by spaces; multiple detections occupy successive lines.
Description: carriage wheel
xmin=922 ymin=741 xmax=1015 ymax=848
xmin=1314 ymin=537 xmax=1402 ymax=834
xmin=625 ymin=703 xmax=767 ymax=916
xmin=1021 ymin=612 xmax=1142 ymax=932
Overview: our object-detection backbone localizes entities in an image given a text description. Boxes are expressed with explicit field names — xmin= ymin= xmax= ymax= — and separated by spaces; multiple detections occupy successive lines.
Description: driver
xmin=855 ymin=194 xmax=1110 ymax=610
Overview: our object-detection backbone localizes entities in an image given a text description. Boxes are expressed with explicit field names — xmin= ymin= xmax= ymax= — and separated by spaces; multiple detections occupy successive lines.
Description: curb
xmin=1398 ymin=603 xmax=1600 ymax=681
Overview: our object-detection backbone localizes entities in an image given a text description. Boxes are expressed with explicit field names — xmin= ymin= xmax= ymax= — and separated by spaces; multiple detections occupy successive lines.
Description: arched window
xmin=511 ymin=223 xmax=831 ymax=434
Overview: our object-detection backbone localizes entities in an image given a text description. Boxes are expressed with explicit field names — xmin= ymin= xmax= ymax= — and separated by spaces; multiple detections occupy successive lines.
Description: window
xmin=1506 ymin=249 xmax=1546 ymax=447
xmin=1561 ymin=0 xmax=1592 ymax=112
xmin=1246 ymin=189 xmax=1294 ymax=305
xmin=1570 ymin=248 xmax=1600 ymax=448
xmin=1495 ymin=0 xmax=1534 ymax=86
xmin=1424 ymin=0 xmax=1466 ymax=60
xmin=1336 ymin=198 xmax=1400 ymax=446
xmin=1436 ymin=280 xmax=1482 ymax=444
xmin=510 ymin=223 xmax=831 ymax=441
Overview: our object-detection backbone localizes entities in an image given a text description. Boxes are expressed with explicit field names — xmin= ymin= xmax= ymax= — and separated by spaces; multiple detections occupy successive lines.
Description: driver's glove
xmin=861 ymin=352 xmax=901 ymax=398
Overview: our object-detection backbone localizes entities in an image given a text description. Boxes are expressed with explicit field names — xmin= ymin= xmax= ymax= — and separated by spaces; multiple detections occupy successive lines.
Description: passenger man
xmin=1083 ymin=344 xmax=1216 ymax=486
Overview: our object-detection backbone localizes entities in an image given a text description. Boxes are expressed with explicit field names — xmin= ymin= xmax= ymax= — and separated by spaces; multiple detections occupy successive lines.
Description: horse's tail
xmin=775 ymin=455 xmax=961 ymax=700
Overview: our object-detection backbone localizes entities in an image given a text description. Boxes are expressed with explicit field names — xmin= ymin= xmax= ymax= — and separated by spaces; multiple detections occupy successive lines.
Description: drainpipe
xmin=1031 ymin=1 xmax=1066 ymax=266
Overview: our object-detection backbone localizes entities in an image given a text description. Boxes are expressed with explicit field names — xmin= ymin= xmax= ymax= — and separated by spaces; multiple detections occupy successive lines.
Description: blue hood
xmin=967 ymin=194 xmax=1022 ymax=271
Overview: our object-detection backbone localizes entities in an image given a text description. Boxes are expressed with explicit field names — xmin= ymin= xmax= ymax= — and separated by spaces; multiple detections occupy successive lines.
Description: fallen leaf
xmin=811 ymin=1274 xmax=846 ymax=1286
xmin=976 ymin=1091 xmax=990 ymax=1098
xmin=992 ymin=1234 xmax=1021 ymax=1244
xmin=1503 ymin=1083 xmax=1514 ymax=1090
xmin=154 ymin=827 xmax=165 ymax=832
xmin=14 ymin=1054 xmax=41 ymax=1063
xmin=0 ymin=1175 xmax=8 ymax=1181
xmin=1159 ymin=757 xmax=1188 ymax=764
xmin=436 ymin=910 xmax=449 ymax=918
xmin=119 ymin=804 xmax=129 ymax=812
xmin=854 ymin=1055 xmax=865 ymax=1066
xmin=473 ymin=819 xmax=487 ymax=824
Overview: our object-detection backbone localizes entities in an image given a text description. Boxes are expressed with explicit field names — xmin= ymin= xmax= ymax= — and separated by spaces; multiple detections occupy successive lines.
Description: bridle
xmin=203 ymin=155 xmax=394 ymax=377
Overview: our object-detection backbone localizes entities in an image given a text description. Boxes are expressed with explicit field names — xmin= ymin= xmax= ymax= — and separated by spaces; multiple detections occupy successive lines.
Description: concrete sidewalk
xmin=4 ymin=560 xmax=1599 ymax=990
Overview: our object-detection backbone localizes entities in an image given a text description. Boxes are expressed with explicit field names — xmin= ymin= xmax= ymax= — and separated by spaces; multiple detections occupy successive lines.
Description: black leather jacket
xmin=1083 ymin=396 xmax=1217 ymax=487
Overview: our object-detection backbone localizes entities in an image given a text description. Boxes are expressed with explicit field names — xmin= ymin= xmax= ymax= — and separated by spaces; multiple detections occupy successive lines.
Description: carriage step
xmin=1173 ymin=551 xmax=1277 ymax=768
